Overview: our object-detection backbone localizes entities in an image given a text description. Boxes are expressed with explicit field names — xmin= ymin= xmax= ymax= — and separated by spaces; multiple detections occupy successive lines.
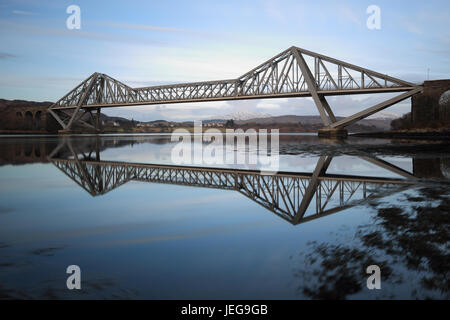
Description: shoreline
xmin=1 ymin=129 xmax=450 ymax=140
xmin=351 ymin=130 xmax=450 ymax=140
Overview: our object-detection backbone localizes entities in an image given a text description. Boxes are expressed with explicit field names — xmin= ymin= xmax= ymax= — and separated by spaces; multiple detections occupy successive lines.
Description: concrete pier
xmin=317 ymin=128 xmax=348 ymax=139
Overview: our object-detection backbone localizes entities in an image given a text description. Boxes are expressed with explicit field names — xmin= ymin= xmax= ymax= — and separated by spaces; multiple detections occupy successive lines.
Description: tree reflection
xmin=294 ymin=185 xmax=450 ymax=299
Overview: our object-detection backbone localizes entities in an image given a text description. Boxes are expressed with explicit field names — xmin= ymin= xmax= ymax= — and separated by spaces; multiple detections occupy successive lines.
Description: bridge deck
xmin=50 ymin=87 xmax=415 ymax=110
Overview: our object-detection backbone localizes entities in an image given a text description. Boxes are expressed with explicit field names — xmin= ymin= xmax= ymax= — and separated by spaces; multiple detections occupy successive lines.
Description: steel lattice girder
xmin=48 ymin=46 xmax=421 ymax=129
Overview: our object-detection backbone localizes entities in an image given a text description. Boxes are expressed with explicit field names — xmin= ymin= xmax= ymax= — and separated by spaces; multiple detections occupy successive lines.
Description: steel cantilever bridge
xmin=48 ymin=46 xmax=422 ymax=133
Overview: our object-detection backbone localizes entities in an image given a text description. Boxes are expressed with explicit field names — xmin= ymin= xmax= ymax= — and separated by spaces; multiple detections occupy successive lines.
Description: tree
xmin=225 ymin=119 xmax=235 ymax=128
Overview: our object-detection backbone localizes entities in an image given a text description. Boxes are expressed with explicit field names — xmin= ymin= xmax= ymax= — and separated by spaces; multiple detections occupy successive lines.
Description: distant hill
xmin=367 ymin=111 xmax=400 ymax=120
xmin=0 ymin=99 xmax=53 ymax=109
xmin=233 ymin=115 xmax=393 ymax=130
xmin=208 ymin=111 xmax=272 ymax=121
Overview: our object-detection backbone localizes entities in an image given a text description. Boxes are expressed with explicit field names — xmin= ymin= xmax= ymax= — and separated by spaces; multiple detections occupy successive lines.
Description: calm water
xmin=0 ymin=134 xmax=449 ymax=299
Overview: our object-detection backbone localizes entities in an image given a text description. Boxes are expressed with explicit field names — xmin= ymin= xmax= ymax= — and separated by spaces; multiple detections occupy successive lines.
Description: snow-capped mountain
xmin=209 ymin=111 xmax=273 ymax=121
xmin=367 ymin=111 xmax=400 ymax=120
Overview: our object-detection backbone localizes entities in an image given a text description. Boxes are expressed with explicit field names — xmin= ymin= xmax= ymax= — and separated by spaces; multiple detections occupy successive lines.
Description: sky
xmin=0 ymin=0 xmax=449 ymax=121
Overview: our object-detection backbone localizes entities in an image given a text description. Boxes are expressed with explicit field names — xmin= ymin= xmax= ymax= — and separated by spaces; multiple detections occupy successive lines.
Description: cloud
xmin=12 ymin=10 xmax=35 ymax=16
xmin=401 ymin=20 xmax=424 ymax=35
xmin=161 ymin=101 xmax=229 ymax=110
xmin=103 ymin=101 xmax=233 ymax=121
xmin=0 ymin=20 xmax=166 ymax=46
xmin=104 ymin=22 xmax=198 ymax=34
xmin=256 ymin=102 xmax=280 ymax=110
xmin=439 ymin=35 xmax=450 ymax=45
xmin=339 ymin=7 xmax=363 ymax=27
xmin=256 ymin=99 xmax=290 ymax=110
xmin=417 ymin=47 xmax=450 ymax=56
xmin=264 ymin=0 xmax=286 ymax=23
xmin=0 ymin=52 xmax=17 ymax=59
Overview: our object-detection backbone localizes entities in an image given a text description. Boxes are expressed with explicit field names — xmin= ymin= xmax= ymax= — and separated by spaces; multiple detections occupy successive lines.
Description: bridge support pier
xmin=317 ymin=128 xmax=348 ymax=139
xmin=95 ymin=108 xmax=103 ymax=133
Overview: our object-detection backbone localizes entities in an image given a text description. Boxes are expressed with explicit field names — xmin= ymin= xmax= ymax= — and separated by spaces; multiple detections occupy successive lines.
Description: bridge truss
xmin=48 ymin=46 xmax=422 ymax=131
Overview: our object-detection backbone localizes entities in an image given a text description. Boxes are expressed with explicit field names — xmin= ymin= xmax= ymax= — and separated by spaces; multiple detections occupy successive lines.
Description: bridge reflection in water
xmin=48 ymin=141 xmax=415 ymax=226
